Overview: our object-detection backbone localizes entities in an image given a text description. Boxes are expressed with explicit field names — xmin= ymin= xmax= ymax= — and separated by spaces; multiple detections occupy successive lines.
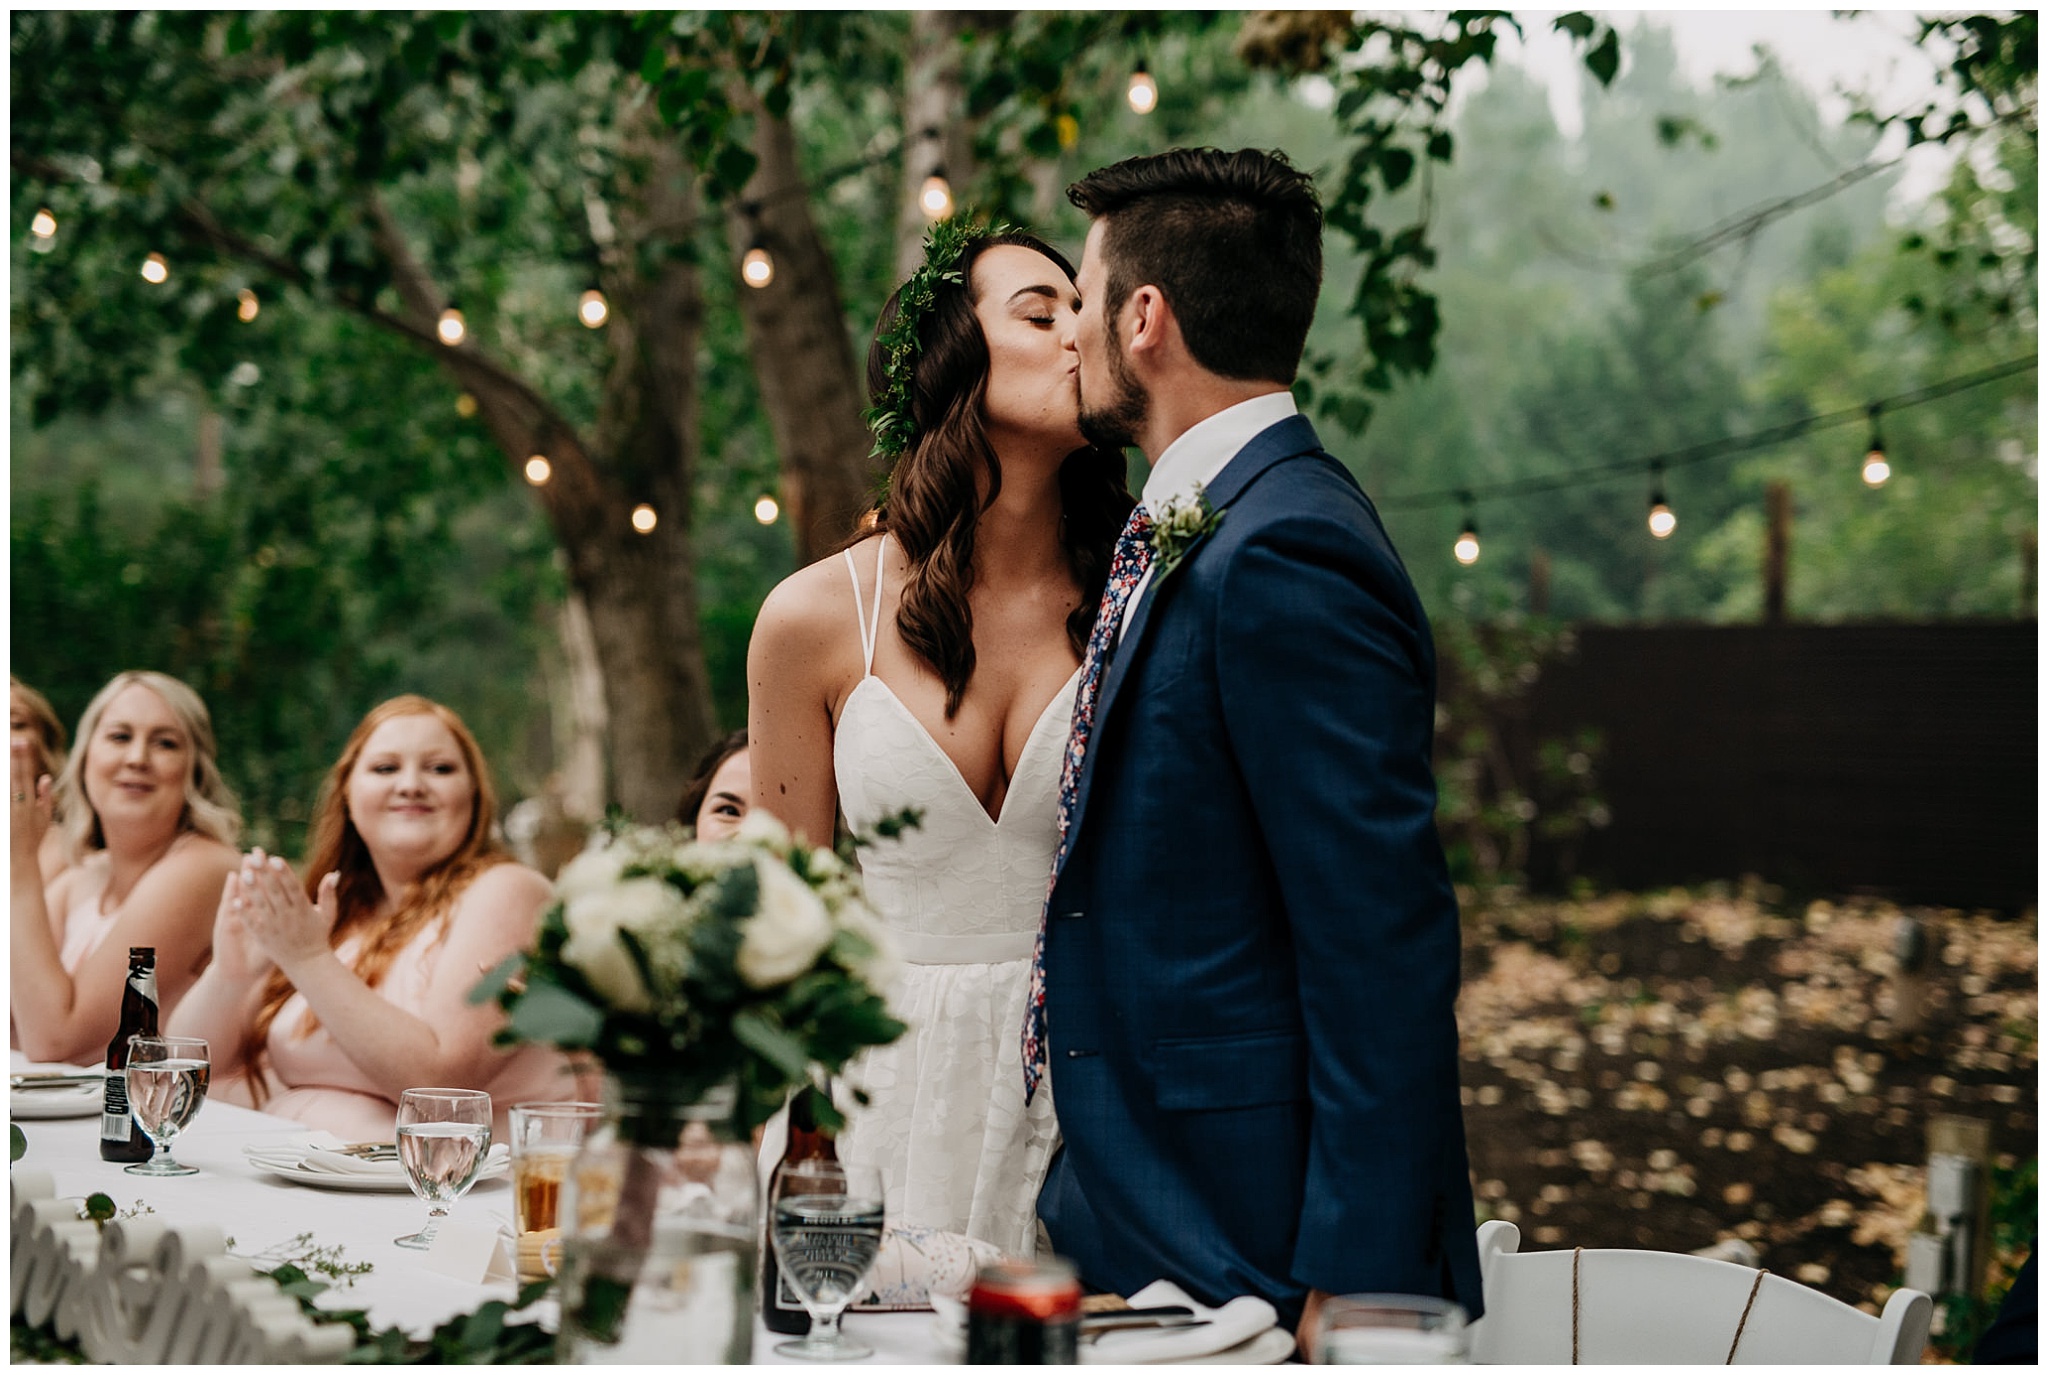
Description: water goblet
xmin=1315 ymin=1293 xmax=1470 ymax=1364
xmin=123 ymin=1035 xmax=210 ymax=1176
xmin=394 ymin=1087 xmax=492 ymax=1250
xmin=769 ymin=1158 xmax=886 ymax=1360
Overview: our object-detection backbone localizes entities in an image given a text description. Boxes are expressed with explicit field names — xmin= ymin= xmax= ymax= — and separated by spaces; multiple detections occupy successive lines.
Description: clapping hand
xmin=233 ymin=850 xmax=340 ymax=974
xmin=209 ymin=871 xmax=274 ymax=984
xmin=10 ymin=740 xmax=54 ymax=867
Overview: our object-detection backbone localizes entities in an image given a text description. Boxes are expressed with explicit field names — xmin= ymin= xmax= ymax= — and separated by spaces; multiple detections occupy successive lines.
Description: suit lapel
xmin=1055 ymin=414 xmax=1325 ymax=880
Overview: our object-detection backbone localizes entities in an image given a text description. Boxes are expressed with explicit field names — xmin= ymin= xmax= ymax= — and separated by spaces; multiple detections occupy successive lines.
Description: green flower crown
xmin=863 ymin=214 xmax=1017 ymax=469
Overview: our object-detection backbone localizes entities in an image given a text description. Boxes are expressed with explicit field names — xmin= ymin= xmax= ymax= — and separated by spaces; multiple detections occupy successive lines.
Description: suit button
xmin=1058 ymin=908 xmax=1084 ymax=920
xmin=1065 ymin=1049 xmax=1099 ymax=1059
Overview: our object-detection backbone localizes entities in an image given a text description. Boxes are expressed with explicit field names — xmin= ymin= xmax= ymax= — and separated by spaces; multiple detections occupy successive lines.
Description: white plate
xmin=247 ymin=1153 xmax=510 ymax=1193
xmin=9 ymin=1083 xmax=104 ymax=1119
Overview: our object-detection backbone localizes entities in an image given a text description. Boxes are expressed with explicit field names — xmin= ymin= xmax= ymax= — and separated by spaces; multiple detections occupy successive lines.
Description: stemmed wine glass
xmin=393 ymin=1087 xmax=492 ymax=1250
xmin=123 ymin=1035 xmax=210 ymax=1176
xmin=769 ymin=1158 xmax=886 ymax=1360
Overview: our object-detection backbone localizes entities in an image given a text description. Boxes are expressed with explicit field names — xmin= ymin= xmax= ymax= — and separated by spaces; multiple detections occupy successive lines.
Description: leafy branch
xmin=1240 ymin=11 xmax=1622 ymax=434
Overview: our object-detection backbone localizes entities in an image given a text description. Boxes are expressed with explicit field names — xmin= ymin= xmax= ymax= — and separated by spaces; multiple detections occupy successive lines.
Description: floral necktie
xmin=1023 ymin=503 xmax=1153 ymax=1102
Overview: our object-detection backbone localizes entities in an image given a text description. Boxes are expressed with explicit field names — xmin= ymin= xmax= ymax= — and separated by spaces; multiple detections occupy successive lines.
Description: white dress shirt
xmin=1119 ymin=390 xmax=1300 ymax=640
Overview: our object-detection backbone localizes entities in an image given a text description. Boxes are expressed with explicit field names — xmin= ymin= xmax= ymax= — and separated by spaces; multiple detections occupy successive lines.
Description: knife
xmin=10 ymin=1071 xmax=104 ymax=1088
xmin=1082 ymin=1306 xmax=1209 ymax=1334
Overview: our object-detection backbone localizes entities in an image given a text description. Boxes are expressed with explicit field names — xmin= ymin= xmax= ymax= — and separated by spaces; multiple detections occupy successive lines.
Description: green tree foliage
xmin=1332 ymin=23 xmax=2033 ymax=624
xmin=9 ymin=303 xmax=556 ymax=852
xmin=1691 ymin=157 xmax=2038 ymax=621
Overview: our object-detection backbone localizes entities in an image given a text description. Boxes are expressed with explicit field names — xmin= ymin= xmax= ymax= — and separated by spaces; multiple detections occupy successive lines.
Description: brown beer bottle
xmin=98 ymin=947 xmax=160 ymax=1162
xmin=763 ymin=1083 xmax=838 ymax=1335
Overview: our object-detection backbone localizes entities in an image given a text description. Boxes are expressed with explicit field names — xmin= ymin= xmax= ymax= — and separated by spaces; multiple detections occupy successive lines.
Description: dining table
xmin=9 ymin=1057 xmax=949 ymax=1364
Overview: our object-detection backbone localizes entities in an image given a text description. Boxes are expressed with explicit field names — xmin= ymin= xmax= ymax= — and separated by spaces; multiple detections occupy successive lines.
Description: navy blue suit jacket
xmin=1037 ymin=414 xmax=1482 ymax=1328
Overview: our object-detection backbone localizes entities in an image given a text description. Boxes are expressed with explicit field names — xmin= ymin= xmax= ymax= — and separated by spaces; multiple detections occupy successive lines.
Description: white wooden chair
xmin=1466 ymin=1220 xmax=1932 ymax=1364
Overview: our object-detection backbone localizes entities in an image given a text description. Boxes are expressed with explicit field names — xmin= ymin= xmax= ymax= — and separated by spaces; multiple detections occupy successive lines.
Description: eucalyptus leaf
xmin=505 ymin=981 xmax=605 ymax=1048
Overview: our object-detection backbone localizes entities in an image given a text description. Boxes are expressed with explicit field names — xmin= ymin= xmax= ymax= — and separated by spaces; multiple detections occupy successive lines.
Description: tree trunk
xmin=1763 ymin=480 xmax=1791 ymax=623
xmin=727 ymin=98 xmax=884 ymax=561
xmin=583 ymin=128 xmax=719 ymax=821
xmin=554 ymin=591 xmax=609 ymax=823
xmin=896 ymin=10 xmax=974 ymax=276
xmin=366 ymin=125 xmax=718 ymax=820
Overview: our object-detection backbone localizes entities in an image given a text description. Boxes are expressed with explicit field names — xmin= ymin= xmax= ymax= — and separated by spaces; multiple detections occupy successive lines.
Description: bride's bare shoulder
xmin=752 ymin=535 xmax=885 ymax=660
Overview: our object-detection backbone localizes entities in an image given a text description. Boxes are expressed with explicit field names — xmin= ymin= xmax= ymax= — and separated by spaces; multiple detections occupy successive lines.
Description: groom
xmin=1031 ymin=148 xmax=1482 ymax=1350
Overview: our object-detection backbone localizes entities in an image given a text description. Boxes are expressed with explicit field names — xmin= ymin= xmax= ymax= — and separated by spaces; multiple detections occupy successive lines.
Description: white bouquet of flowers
xmin=474 ymin=809 xmax=910 ymax=1133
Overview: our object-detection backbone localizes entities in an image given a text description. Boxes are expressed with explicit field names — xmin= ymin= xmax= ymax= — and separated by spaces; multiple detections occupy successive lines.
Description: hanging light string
xmin=1379 ymin=354 xmax=2037 ymax=513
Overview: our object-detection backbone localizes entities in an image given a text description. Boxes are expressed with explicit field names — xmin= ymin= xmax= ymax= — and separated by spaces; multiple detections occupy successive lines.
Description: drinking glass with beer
xmin=508 ymin=1101 xmax=602 ymax=1280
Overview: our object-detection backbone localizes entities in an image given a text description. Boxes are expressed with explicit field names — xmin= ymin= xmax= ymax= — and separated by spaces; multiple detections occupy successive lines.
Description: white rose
xmin=734 ymin=808 xmax=793 ymax=851
xmin=736 ymin=858 xmax=833 ymax=988
xmin=559 ymin=876 xmax=688 ymax=1013
xmin=553 ymin=835 xmax=629 ymax=905
xmin=831 ymin=895 xmax=900 ymax=989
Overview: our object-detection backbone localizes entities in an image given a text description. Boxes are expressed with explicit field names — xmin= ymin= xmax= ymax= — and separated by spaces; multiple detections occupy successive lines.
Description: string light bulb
xmin=1453 ymin=500 xmax=1481 ymax=566
xmin=754 ymin=495 xmax=781 ymax=525
xmin=436 ymin=306 xmax=467 ymax=346
xmin=140 ymin=252 xmax=169 ymax=284
xmin=524 ymin=455 xmax=552 ymax=486
xmin=1647 ymin=460 xmax=1676 ymax=538
xmin=1862 ymin=403 xmax=1890 ymax=487
xmin=919 ymin=170 xmax=954 ymax=220
xmin=742 ymin=242 xmax=775 ymax=289
xmin=577 ymin=289 xmax=608 ymax=329
xmin=1128 ymin=61 xmax=1159 ymax=115
xmin=236 ymin=288 xmax=260 ymax=322
xmin=30 ymin=208 xmax=56 ymax=240
xmin=631 ymin=503 xmax=658 ymax=534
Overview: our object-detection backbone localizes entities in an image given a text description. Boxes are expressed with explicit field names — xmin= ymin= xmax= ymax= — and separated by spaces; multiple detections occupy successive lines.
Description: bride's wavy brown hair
xmin=243 ymin=695 xmax=506 ymax=1101
xmin=862 ymin=231 xmax=1134 ymax=717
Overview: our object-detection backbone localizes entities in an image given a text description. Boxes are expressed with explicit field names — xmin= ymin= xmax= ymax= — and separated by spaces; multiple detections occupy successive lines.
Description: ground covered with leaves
xmin=1457 ymin=881 xmax=2036 ymax=1360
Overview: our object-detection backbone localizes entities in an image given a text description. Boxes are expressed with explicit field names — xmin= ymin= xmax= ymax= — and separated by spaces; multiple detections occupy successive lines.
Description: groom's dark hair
xmin=1068 ymin=147 xmax=1322 ymax=385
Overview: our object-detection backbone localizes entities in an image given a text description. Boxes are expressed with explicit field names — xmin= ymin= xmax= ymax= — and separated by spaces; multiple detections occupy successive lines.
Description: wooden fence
xmin=1499 ymin=621 xmax=2036 ymax=910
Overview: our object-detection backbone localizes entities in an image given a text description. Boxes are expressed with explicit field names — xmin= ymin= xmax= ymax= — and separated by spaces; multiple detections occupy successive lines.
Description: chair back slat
xmin=1468 ymin=1223 xmax=1931 ymax=1365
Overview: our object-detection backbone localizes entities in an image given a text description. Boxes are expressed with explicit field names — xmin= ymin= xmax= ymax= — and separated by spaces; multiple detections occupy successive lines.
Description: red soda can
xmin=966 ymin=1257 xmax=1082 ymax=1364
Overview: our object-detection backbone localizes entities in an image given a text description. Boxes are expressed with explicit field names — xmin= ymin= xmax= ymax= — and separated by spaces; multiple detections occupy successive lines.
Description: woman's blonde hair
xmin=10 ymin=676 xmax=68 ymax=787
xmin=245 ymin=696 xmax=506 ymax=1096
xmin=55 ymin=670 xmax=241 ymax=860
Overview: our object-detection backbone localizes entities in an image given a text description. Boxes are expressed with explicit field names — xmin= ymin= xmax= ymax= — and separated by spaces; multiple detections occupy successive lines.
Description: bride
xmin=747 ymin=223 xmax=1132 ymax=1256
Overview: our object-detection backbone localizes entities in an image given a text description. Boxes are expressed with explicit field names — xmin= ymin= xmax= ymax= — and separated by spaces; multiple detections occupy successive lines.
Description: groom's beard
xmin=1077 ymin=324 xmax=1148 ymax=452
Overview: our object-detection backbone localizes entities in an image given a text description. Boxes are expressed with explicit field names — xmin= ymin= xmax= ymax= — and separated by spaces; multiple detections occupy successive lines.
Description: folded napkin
xmin=1083 ymin=1280 xmax=1278 ymax=1365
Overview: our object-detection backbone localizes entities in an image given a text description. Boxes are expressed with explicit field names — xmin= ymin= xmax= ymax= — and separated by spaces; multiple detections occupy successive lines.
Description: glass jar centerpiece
xmin=474 ymin=811 xmax=908 ymax=1365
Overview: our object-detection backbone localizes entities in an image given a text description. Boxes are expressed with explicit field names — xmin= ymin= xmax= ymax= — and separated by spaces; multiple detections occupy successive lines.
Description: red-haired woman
xmin=171 ymin=696 xmax=577 ymax=1138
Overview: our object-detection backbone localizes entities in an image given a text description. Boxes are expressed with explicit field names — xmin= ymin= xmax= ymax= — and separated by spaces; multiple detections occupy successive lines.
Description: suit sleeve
xmin=1214 ymin=501 xmax=1465 ymax=1297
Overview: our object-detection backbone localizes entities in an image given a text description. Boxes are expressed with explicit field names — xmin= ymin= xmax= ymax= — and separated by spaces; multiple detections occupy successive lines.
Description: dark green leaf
xmin=712 ymin=144 xmax=759 ymax=198
xmin=468 ymin=951 xmax=526 ymax=1006
xmin=732 ymin=1007 xmax=810 ymax=1081
xmin=505 ymin=981 xmax=605 ymax=1048
xmin=1584 ymin=29 xmax=1620 ymax=87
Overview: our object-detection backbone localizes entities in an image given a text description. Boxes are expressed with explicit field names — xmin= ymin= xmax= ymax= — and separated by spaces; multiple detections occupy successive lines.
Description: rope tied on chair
xmin=1724 ymin=1265 xmax=1769 ymax=1364
xmin=1569 ymin=1245 xmax=1771 ymax=1364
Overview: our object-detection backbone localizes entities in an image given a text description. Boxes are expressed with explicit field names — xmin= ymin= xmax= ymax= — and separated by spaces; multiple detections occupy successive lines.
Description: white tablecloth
xmin=9 ymin=1057 xmax=946 ymax=1361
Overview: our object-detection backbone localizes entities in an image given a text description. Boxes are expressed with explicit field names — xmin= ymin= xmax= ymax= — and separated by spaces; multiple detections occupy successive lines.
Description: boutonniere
xmin=1149 ymin=484 xmax=1224 ymax=581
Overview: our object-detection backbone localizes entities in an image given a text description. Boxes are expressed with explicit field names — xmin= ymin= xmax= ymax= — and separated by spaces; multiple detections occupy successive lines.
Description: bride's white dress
xmin=830 ymin=536 xmax=1071 ymax=1258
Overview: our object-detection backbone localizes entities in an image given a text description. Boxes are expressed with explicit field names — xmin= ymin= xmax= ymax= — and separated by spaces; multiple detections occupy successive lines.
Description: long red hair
xmin=246 ymin=696 xmax=505 ymax=1095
